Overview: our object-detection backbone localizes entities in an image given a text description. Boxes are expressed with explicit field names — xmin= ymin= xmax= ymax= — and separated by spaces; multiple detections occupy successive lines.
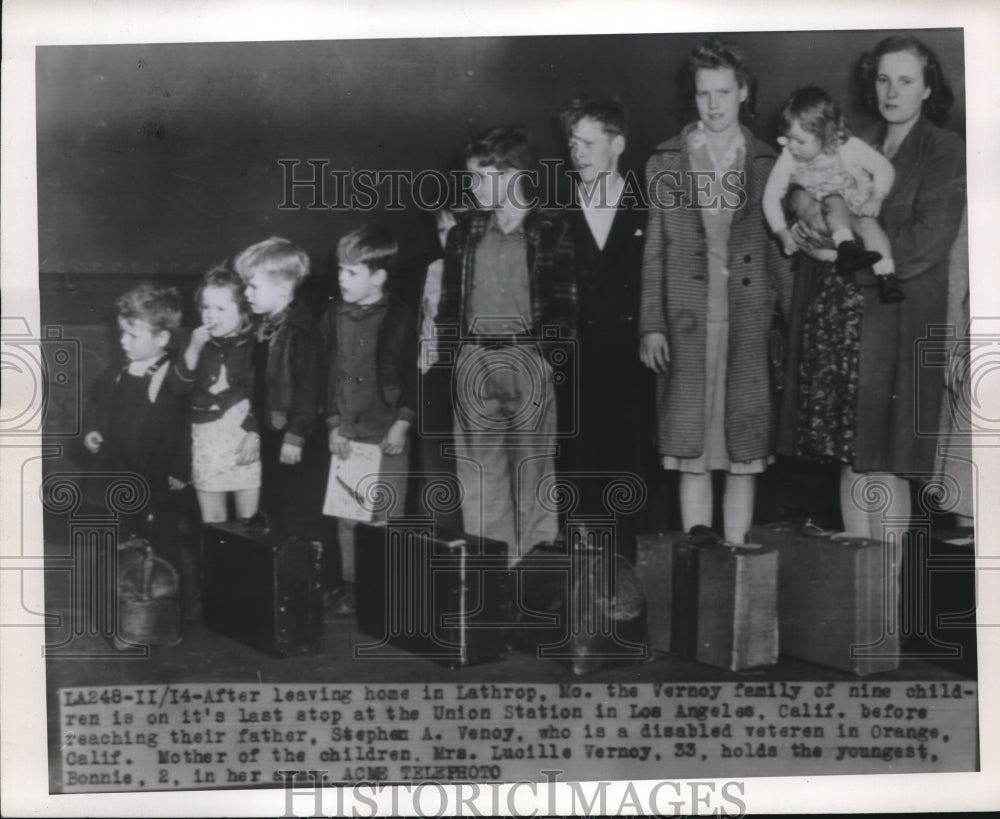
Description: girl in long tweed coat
xmin=640 ymin=40 xmax=792 ymax=543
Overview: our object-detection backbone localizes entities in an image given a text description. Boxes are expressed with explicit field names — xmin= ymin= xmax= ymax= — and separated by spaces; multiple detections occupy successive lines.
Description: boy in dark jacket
xmin=234 ymin=237 xmax=324 ymax=536
xmin=83 ymin=283 xmax=193 ymax=576
xmin=319 ymin=225 xmax=417 ymax=613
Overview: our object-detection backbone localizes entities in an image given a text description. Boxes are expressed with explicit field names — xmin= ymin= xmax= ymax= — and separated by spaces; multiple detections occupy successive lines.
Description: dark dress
xmin=781 ymin=258 xmax=864 ymax=464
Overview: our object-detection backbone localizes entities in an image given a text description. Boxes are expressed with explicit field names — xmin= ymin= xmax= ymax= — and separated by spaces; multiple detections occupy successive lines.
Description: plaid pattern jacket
xmin=436 ymin=209 xmax=578 ymax=340
xmin=640 ymin=123 xmax=794 ymax=462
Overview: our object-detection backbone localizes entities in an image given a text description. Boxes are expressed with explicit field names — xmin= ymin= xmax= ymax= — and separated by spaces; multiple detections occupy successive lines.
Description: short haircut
xmin=778 ymin=85 xmax=849 ymax=153
xmin=232 ymin=236 xmax=310 ymax=287
xmin=115 ymin=283 xmax=182 ymax=335
xmin=679 ymin=38 xmax=758 ymax=124
xmin=858 ymin=34 xmax=954 ymax=126
xmin=195 ymin=263 xmax=253 ymax=327
xmin=337 ymin=225 xmax=398 ymax=274
xmin=559 ymin=98 xmax=628 ymax=139
xmin=463 ymin=126 xmax=534 ymax=172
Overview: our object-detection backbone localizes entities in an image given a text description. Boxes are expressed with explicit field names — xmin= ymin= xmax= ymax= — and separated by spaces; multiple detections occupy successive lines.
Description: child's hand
xmin=279 ymin=442 xmax=302 ymax=465
xmin=857 ymin=196 xmax=884 ymax=218
xmin=380 ymin=420 xmax=410 ymax=456
xmin=83 ymin=430 xmax=103 ymax=454
xmin=167 ymin=476 xmax=187 ymax=491
xmin=235 ymin=432 xmax=260 ymax=465
xmin=184 ymin=325 xmax=212 ymax=369
xmin=189 ymin=325 xmax=211 ymax=349
xmin=776 ymin=228 xmax=799 ymax=257
xmin=329 ymin=427 xmax=351 ymax=460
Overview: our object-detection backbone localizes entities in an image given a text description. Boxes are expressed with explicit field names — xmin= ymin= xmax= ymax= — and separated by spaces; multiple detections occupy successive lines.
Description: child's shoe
xmin=835 ymin=240 xmax=882 ymax=277
xmin=324 ymin=583 xmax=355 ymax=617
xmin=876 ymin=273 xmax=906 ymax=304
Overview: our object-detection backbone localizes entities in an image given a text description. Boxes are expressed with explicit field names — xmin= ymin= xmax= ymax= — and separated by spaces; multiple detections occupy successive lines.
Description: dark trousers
xmin=407 ymin=364 xmax=464 ymax=531
xmin=259 ymin=428 xmax=327 ymax=536
xmin=560 ymin=374 xmax=652 ymax=564
xmin=259 ymin=427 xmax=341 ymax=589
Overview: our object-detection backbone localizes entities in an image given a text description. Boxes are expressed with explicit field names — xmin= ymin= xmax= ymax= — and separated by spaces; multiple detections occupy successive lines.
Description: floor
xmin=42 ymin=454 xmax=974 ymax=689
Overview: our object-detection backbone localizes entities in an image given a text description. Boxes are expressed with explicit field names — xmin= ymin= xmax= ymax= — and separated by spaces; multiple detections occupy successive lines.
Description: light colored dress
xmin=190 ymin=361 xmax=261 ymax=492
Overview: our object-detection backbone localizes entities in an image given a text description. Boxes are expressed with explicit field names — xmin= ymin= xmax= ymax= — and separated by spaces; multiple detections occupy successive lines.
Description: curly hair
xmin=678 ymin=38 xmax=758 ymax=124
xmin=194 ymin=263 xmax=253 ymax=331
xmin=779 ymin=84 xmax=850 ymax=154
xmin=857 ymin=34 xmax=954 ymax=126
xmin=115 ymin=283 xmax=182 ymax=335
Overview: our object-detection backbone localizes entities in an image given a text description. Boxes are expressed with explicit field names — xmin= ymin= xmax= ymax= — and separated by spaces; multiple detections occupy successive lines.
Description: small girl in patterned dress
xmin=763 ymin=84 xmax=903 ymax=303
xmin=169 ymin=265 xmax=261 ymax=522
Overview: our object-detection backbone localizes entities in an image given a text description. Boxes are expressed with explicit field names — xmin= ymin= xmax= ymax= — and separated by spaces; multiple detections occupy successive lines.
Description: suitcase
xmin=635 ymin=532 xmax=676 ymax=653
xmin=513 ymin=526 xmax=647 ymax=675
xmin=636 ymin=530 xmax=778 ymax=670
xmin=901 ymin=527 xmax=977 ymax=678
xmin=668 ymin=529 xmax=778 ymax=671
xmin=202 ymin=515 xmax=323 ymax=658
xmin=354 ymin=521 xmax=511 ymax=668
xmin=749 ymin=521 xmax=899 ymax=675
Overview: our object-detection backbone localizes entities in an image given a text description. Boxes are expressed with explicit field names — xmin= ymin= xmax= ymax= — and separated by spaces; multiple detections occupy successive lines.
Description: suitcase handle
xmin=117 ymin=538 xmax=179 ymax=598
xmin=799 ymin=519 xmax=851 ymax=540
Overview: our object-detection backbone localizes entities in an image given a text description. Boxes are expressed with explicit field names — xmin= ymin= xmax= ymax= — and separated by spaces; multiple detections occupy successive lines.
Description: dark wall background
xmin=37 ymin=28 xmax=964 ymax=288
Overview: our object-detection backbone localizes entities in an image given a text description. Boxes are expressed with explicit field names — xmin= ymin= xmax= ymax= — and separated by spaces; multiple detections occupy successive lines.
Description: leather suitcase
xmin=353 ymin=521 xmax=511 ymax=668
xmin=513 ymin=526 xmax=647 ymax=675
xmin=635 ymin=532 xmax=676 ymax=653
xmin=636 ymin=531 xmax=778 ymax=670
xmin=669 ymin=530 xmax=778 ymax=671
xmin=202 ymin=516 xmax=323 ymax=658
xmin=901 ymin=527 xmax=977 ymax=678
xmin=749 ymin=521 xmax=899 ymax=675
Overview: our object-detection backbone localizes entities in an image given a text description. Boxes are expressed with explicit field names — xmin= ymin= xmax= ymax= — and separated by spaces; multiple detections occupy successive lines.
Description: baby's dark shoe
xmin=876 ymin=273 xmax=905 ymax=304
xmin=835 ymin=240 xmax=882 ymax=277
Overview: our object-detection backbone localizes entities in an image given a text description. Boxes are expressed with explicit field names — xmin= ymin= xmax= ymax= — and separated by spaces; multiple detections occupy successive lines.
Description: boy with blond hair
xmin=234 ymin=236 xmax=324 ymax=534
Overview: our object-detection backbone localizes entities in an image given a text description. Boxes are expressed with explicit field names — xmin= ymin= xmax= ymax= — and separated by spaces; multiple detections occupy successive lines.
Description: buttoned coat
xmin=640 ymin=123 xmax=793 ymax=462
xmin=256 ymin=298 xmax=323 ymax=447
xmin=566 ymin=194 xmax=646 ymax=393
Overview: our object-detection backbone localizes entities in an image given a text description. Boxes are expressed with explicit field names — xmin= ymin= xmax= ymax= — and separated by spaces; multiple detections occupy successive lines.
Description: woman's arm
xmin=639 ymin=154 xmax=669 ymax=339
xmin=639 ymin=154 xmax=673 ymax=374
xmin=882 ymin=129 xmax=966 ymax=282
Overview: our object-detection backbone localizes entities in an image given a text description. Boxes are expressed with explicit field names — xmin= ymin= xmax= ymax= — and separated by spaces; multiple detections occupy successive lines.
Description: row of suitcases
xmin=194 ymin=516 xmax=977 ymax=678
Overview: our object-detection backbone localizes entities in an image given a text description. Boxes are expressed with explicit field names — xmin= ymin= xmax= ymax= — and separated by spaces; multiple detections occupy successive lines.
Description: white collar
xmin=576 ymin=173 xmax=624 ymax=210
